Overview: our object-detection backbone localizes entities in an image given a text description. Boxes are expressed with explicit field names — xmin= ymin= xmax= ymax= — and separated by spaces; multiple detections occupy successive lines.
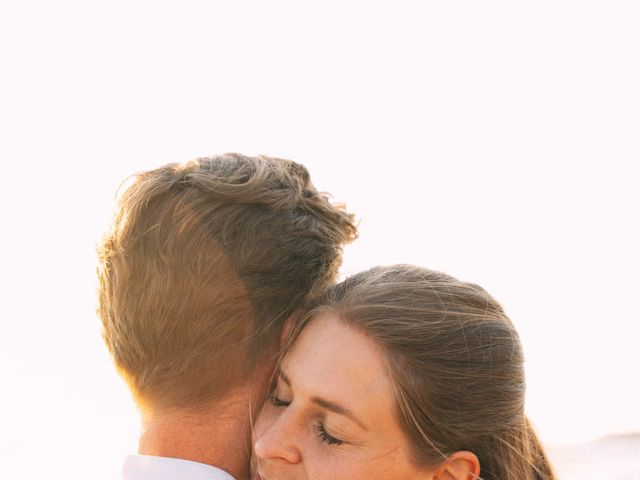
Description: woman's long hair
xmin=295 ymin=265 xmax=556 ymax=480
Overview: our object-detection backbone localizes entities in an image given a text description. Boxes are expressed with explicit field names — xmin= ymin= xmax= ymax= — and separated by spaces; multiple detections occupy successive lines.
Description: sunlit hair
xmin=97 ymin=154 xmax=357 ymax=410
xmin=294 ymin=265 xmax=556 ymax=480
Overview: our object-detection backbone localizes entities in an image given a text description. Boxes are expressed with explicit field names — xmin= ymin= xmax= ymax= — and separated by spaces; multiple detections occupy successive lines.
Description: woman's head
xmin=252 ymin=265 xmax=554 ymax=480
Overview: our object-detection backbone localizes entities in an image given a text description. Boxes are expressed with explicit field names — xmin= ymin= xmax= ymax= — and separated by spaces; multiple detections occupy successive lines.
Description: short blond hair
xmin=97 ymin=154 xmax=357 ymax=410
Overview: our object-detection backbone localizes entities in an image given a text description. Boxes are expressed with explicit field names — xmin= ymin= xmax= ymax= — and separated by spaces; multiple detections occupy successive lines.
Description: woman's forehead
xmin=283 ymin=315 xmax=394 ymax=408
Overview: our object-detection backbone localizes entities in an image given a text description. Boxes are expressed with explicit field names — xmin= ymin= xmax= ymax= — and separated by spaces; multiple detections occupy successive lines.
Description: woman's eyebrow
xmin=278 ymin=369 xmax=368 ymax=431
xmin=310 ymin=396 xmax=369 ymax=431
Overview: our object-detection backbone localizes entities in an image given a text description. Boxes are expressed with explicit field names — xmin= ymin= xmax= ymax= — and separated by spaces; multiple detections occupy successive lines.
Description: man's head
xmin=97 ymin=154 xmax=357 ymax=413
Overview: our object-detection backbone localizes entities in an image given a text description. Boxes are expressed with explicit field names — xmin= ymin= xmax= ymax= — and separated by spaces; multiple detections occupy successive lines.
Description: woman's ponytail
xmin=525 ymin=417 xmax=556 ymax=480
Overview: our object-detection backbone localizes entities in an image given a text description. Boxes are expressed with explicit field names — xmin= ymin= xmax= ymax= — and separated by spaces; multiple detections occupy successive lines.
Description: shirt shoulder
xmin=122 ymin=454 xmax=235 ymax=480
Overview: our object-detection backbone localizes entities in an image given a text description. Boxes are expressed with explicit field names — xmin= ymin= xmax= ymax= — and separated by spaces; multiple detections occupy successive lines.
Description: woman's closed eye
xmin=271 ymin=394 xmax=290 ymax=407
xmin=270 ymin=393 xmax=345 ymax=446
xmin=316 ymin=423 xmax=343 ymax=446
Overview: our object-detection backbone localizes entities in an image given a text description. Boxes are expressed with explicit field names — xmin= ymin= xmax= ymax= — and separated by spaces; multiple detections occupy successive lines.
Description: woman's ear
xmin=433 ymin=451 xmax=480 ymax=480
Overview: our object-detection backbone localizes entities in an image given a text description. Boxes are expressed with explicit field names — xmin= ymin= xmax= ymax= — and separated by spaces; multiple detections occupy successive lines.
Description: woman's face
xmin=251 ymin=314 xmax=434 ymax=480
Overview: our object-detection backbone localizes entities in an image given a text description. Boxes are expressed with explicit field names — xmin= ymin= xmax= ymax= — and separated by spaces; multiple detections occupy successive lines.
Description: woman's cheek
xmin=301 ymin=438 xmax=347 ymax=480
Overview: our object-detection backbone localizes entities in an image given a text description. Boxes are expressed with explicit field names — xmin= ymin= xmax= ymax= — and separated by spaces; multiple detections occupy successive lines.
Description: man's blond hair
xmin=97 ymin=154 xmax=357 ymax=410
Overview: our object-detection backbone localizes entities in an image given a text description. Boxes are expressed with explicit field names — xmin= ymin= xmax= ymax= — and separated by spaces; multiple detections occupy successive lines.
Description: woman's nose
xmin=254 ymin=409 xmax=302 ymax=465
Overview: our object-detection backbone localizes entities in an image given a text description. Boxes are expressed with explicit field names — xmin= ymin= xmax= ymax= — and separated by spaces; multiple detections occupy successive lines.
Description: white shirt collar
xmin=123 ymin=454 xmax=236 ymax=480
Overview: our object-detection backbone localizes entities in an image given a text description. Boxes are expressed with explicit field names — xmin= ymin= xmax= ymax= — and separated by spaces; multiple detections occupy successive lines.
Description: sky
xmin=1 ymin=2 xmax=639 ymax=479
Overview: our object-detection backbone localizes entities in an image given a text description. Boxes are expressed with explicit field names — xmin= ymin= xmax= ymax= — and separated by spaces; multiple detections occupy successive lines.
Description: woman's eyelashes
xmin=270 ymin=392 xmax=345 ymax=446
xmin=271 ymin=390 xmax=291 ymax=407
xmin=316 ymin=423 xmax=344 ymax=446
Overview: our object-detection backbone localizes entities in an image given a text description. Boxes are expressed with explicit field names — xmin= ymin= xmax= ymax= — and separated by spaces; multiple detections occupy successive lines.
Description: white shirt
xmin=123 ymin=454 xmax=236 ymax=480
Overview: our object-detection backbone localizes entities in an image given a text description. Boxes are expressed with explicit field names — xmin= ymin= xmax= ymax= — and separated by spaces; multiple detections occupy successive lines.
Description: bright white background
xmin=1 ymin=2 xmax=638 ymax=479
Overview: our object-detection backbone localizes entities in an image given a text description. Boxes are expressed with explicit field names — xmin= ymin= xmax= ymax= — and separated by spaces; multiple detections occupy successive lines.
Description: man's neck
xmin=138 ymin=395 xmax=254 ymax=480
